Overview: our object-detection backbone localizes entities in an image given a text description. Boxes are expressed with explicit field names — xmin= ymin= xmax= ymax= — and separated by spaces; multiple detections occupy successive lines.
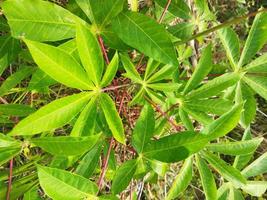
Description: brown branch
xmin=97 ymin=36 xmax=110 ymax=65
xmin=158 ymin=0 xmax=172 ymax=23
xmin=6 ymin=158 xmax=13 ymax=200
xmin=144 ymin=96 xmax=182 ymax=131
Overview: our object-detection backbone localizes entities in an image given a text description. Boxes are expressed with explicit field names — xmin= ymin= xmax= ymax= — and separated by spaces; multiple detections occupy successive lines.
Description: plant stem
xmin=176 ymin=8 xmax=267 ymax=45
xmin=97 ymin=36 xmax=110 ymax=65
xmin=6 ymin=158 xmax=13 ymax=200
xmin=101 ymin=84 xmax=131 ymax=92
xmin=158 ymin=0 xmax=172 ymax=23
xmin=144 ymin=96 xmax=182 ymax=131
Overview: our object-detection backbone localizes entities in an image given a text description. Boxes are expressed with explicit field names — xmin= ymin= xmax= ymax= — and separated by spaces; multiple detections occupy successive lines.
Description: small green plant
xmin=0 ymin=0 xmax=267 ymax=199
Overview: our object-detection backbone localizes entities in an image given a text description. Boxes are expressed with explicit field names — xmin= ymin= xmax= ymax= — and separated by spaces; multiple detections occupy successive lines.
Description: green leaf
xmin=0 ymin=133 xmax=21 ymax=166
xmin=202 ymin=104 xmax=242 ymax=140
xmin=0 ymin=35 xmax=20 ymax=76
xmin=0 ymin=66 xmax=34 ymax=96
xmin=38 ymin=165 xmax=98 ymax=200
xmin=143 ymin=131 xmax=209 ymax=163
xmin=233 ymin=127 xmax=254 ymax=170
xmin=241 ymin=152 xmax=267 ymax=178
xmin=147 ymin=64 xmax=175 ymax=83
xmin=155 ymin=0 xmax=191 ymax=20
xmin=0 ymin=148 xmax=21 ymax=166
xmin=9 ymin=92 xmax=92 ymax=136
xmin=113 ymin=12 xmax=178 ymax=66
xmin=202 ymin=151 xmax=246 ymax=188
xmin=241 ymin=181 xmax=267 ymax=197
xmin=2 ymin=0 xmax=78 ymax=41
xmin=75 ymin=0 xmax=125 ymax=28
xmin=184 ymin=98 xmax=233 ymax=115
xmin=183 ymin=44 xmax=212 ymax=94
xmin=206 ymin=138 xmax=263 ymax=155
xmin=101 ymin=52 xmax=119 ymax=87
xmin=218 ymin=27 xmax=240 ymax=69
xmin=28 ymin=68 xmax=57 ymax=93
xmin=147 ymin=82 xmax=181 ymax=92
xmin=167 ymin=22 xmax=194 ymax=40
xmin=229 ymin=186 xmax=244 ymax=200
xmin=166 ymin=157 xmax=192 ymax=200
xmin=30 ymin=134 xmax=101 ymax=156
xmin=0 ymin=104 xmax=35 ymax=117
xmin=120 ymin=54 xmax=142 ymax=83
xmin=132 ymin=103 xmax=155 ymax=153
xmin=195 ymin=154 xmax=217 ymax=200
xmin=76 ymin=23 xmax=104 ymax=85
xmin=235 ymin=82 xmax=256 ymax=128
xmin=100 ymin=93 xmax=125 ymax=144
xmin=24 ymin=39 xmax=93 ymax=90
xmin=182 ymin=107 xmax=213 ymax=126
xmin=111 ymin=159 xmax=137 ymax=194
xmin=179 ymin=107 xmax=194 ymax=131
xmin=144 ymin=58 xmax=161 ymax=80
xmin=71 ymin=96 xmax=97 ymax=137
xmin=244 ymin=53 xmax=267 ymax=73
xmin=186 ymin=73 xmax=241 ymax=99
xmin=238 ymin=12 xmax=267 ymax=67
xmin=75 ymin=142 xmax=102 ymax=178
xmin=243 ymin=75 xmax=267 ymax=100
xmin=148 ymin=159 xmax=168 ymax=177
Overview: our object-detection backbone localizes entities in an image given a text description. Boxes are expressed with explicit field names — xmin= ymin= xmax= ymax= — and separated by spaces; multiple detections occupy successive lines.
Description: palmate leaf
xmin=9 ymin=92 xmax=92 ymax=136
xmin=38 ymin=165 xmax=98 ymax=200
xmin=241 ymin=152 xmax=267 ymax=178
xmin=184 ymin=98 xmax=233 ymax=115
xmin=146 ymin=64 xmax=175 ymax=83
xmin=101 ymin=52 xmax=119 ymax=87
xmin=235 ymin=82 xmax=257 ymax=128
xmin=76 ymin=23 xmax=104 ymax=85
xmin=241 ymin=181 xmax=267 ymax=197
xmin=233 ymin=127 xmax=254 ymax=170
xmin=183 ymin=44 xmax=212 ymax=94
xmin=70 ymin=97 xmax=98 ymax=137
xmin=111 ymin=159 xmax=137 ymax=194
xmin=24 ymin=40 xmax=93 ymax=90
xmin=75 ymin=141 xmax=103 ymax=178
xmin=113 ymin=12 xmax=178 ymax=66
xmin=201 ymin=151 xmax=247 ymax=188
xmin=244 ymin=53 xmax=267 ymax=73
xmin=100 ymin=93 xmax=125 ymax=144
xmin=120 ymin=54 xmax=142 ymax=83
xmin=30 ymin=134 xmax=101 ymax=156
xmin=75 ymin=0 xmax=125 ymax=28
xmin=186 ymin=73 xmax=241 ymax=99
xmin=202 ymin=104 xmax=243 ymax=140
xmin=0 ymin=104 xmax=35 ymax=117
xmin=155 ymin=0 xmax=191 ymax=20
xmin=143 ymin=131 xmax=209 ymax=163
xmin=238 ymin=12 xmax=267 ymax=68
xmin=0 ymin=133 xmax=21 ymax=166
xmin=2 ymin=0 xmax=79 ymax=41
xmin=218 ymin=27 xmax=240 ymax=69
xmin=206 ymin=137 xmax=263 ymax=156
xmin=166 ymin=157 xmax=193 ymax=200
xmin=0 ymin=35 xmax=21 ymax=76
xmin=132 ymin=103 xmax=155 ymax=153
xmin=0 ymin=66 xmax=35 ymax=96
xmin=243 ymin=75 xmax=267 ymax=100
xmin=195 ymin=154 xmax=217 ymax=200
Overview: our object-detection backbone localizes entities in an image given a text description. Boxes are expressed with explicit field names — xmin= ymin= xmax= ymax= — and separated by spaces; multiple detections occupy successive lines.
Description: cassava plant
xmin=0 ymin=0 xmax=267 ymax=199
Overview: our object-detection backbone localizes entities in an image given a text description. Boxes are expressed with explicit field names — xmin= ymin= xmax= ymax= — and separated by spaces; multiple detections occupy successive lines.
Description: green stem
xmin=175 ymin=8 xmax=267 ymax=45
